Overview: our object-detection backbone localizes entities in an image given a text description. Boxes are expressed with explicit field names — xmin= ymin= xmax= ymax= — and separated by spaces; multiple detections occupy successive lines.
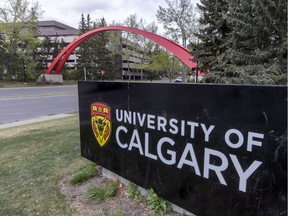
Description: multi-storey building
xmin=121 ymin=38 xmax=147 ymax=80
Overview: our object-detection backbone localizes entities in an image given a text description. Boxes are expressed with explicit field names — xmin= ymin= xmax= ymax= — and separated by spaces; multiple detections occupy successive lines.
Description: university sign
xmin=78 ymin=81 xmax=287 ymax=216
xmin=113 ymin=108 xmax=262 ymax=193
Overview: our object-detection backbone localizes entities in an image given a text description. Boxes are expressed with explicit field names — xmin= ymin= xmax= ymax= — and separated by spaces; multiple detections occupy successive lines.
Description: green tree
xmin=191 ymin=0 xmax=231 ymax=74
xmin=38 ymin=36 xmax=53 ymax=70
xmin=197 ymin=0 xmax=287 ymax=84
xmin=34 ymin=35 xmax=66 ymax=77
xmin=156 ymin=0 xmax=198 ymax=48
xmin=108 ymin=22 xmax=123 ymax=79
xmin=137 ymin=19 xmax=159 ymax=80
xmin=76 ymin=13 xmax=94 ymax=80
xmin=0 ymin=0 xmax=42 ymax=81
xmin=138 ymin=46 xmax=182 ymax=81
xmin=221 ymin=0 xmax=287 ymax=84
xmin=0 ymin=32 xmax=6 ymax=80
xmin=157 ymin=0 xmax=199 ymax=82
xmin=93 ymin=17 xmax=113 ymax=80
xmin=124 ymin=14 xmax=160 ymax=80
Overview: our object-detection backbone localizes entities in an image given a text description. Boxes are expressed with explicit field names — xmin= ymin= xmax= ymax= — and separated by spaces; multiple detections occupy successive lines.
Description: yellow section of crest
xmin=91 ymin=115 xmax=111 ymax=147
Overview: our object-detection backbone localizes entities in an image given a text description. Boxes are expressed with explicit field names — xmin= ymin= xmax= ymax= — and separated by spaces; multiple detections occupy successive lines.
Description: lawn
xmin=0 ymin=116 xmax=92 ymax=216
xmin=0 ymin=80 xmax=77 ymax=88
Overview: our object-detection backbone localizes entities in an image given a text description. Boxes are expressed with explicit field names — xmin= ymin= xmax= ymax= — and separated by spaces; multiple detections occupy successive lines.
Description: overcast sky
xmin=29 ymin=0 xmax=200 ymax=32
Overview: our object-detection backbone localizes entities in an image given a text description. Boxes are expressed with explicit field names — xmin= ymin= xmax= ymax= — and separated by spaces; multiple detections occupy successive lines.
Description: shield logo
xmin=91 ymin=102 xmax=111 ymax=147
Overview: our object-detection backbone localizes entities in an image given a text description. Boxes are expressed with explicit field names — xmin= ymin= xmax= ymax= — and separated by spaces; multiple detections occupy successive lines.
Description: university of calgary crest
xmin=91 ymin=102 xmax=111 ymax=147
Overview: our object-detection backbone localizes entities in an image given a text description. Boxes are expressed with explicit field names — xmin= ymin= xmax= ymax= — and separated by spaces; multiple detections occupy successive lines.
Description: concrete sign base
xmin=36 ymin=74 xmax=63 ymax=84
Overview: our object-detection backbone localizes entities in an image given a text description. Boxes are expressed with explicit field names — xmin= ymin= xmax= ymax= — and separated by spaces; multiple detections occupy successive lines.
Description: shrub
xmin=85 ymin=181 xmax=118 ymax=201
xmin=69 ymin=164 xmax=96 ymax=185
xmin=146 ymin=188 xmax=171 ymax=215
xmin=127 ymin=183 xmax=142 ymax=203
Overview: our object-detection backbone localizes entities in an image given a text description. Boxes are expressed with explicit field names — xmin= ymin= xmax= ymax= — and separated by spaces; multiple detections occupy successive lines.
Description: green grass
xmin=0 ymin=81 xmax=36 ymax=88
xmin=85 ymin=181 xmax=118 ymax=201
xmin=69 ymin=164 xmax=96 ymax=185
xmin=146 ymin=188 xmax=171 ymax=216
xmin=127 ymin=183 xmax=143 ymax=203
xmin=0 ymin=80 xmax=77 ymax=88
xmin=0 ymin=116 xmax=91 ymax=216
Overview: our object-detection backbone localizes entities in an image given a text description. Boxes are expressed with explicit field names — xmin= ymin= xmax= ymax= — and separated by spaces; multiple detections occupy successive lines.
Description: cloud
xmin=34 ymin=0 xmax=165 ymax=28
xmin=65 ymin=0 xmax=118 ymax=13
xmin=28 ymin=0 xmax=199 ymax=33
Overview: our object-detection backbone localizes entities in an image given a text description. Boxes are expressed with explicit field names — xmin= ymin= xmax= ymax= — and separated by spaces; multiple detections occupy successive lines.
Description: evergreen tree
xmin=76 ymin=13 xmax=87 ymax=74
xmin=219 ymin=0 xmax=287 ymax=84
xmin=34 ymin=35 xmax=67 ymax=76
xmin=76 ymin=14 xmax=94 ymax=80
xmin=93 ymin=18 xmax=113 ymax=80
xmin=196 ymin=0 xmax=287 ymax=84
xmin=51 ymin=35 xmax=61 ymax=59
xmin=191 ymin=0 xmax=231 ymax=74
xmin=39 ymin=36 xmax=53 ymax=70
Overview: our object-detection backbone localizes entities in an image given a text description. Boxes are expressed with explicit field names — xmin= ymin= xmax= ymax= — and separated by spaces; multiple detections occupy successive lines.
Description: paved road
xmin=0 ymin=85 xmax=78 ymax=125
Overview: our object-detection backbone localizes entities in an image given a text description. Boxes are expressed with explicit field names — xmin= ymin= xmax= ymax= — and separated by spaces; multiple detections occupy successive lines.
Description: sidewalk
xmin=0 ymin=114 xmax=75 ymax=129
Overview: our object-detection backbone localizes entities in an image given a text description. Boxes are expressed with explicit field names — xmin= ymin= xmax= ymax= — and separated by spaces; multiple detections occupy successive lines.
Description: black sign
xmin=78 ymin=81 xmax=287 ymax=216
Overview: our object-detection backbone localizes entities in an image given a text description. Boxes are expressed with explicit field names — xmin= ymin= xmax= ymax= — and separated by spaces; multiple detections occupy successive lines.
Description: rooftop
xmin=38 ymin=20 xmax=79 ymax=37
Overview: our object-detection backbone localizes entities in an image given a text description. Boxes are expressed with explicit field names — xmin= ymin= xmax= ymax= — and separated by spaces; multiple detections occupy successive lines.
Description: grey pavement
xmin=0 ymin=94 xmax=78 ymax=124
xmin=0 ymin=85 xmax=79 ymax=129
xmin=0 ymin=85 xmax=77 ymax=98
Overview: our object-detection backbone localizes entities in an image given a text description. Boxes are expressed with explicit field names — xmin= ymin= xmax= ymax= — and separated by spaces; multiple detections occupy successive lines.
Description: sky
xmin=28 ymin=0 xmax=200 ymax=32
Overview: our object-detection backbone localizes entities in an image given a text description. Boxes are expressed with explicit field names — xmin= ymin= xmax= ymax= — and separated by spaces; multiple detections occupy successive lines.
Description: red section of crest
xmin=45 ymin=26 xmax=196 ymax=74
xmin=91 ymin=102 xmax=111 ymax=120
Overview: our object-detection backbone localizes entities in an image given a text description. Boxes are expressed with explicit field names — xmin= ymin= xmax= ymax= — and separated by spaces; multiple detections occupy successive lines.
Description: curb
xmin=0 ymin=114 xmax=75 ymax=129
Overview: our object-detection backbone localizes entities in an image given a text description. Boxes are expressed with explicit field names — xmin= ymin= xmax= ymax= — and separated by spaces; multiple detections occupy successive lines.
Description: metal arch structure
xmin=45 ymin=26 xmax=197 ymax=74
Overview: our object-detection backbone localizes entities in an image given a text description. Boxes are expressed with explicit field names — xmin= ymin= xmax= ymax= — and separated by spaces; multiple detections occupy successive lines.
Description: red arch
xmin=45 ymin=26 xmax=196 ymax=74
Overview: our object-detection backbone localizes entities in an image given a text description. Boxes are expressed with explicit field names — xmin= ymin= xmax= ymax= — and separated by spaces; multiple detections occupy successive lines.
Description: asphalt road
xmin=0 ymin=85 xmax=78 ymax=125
